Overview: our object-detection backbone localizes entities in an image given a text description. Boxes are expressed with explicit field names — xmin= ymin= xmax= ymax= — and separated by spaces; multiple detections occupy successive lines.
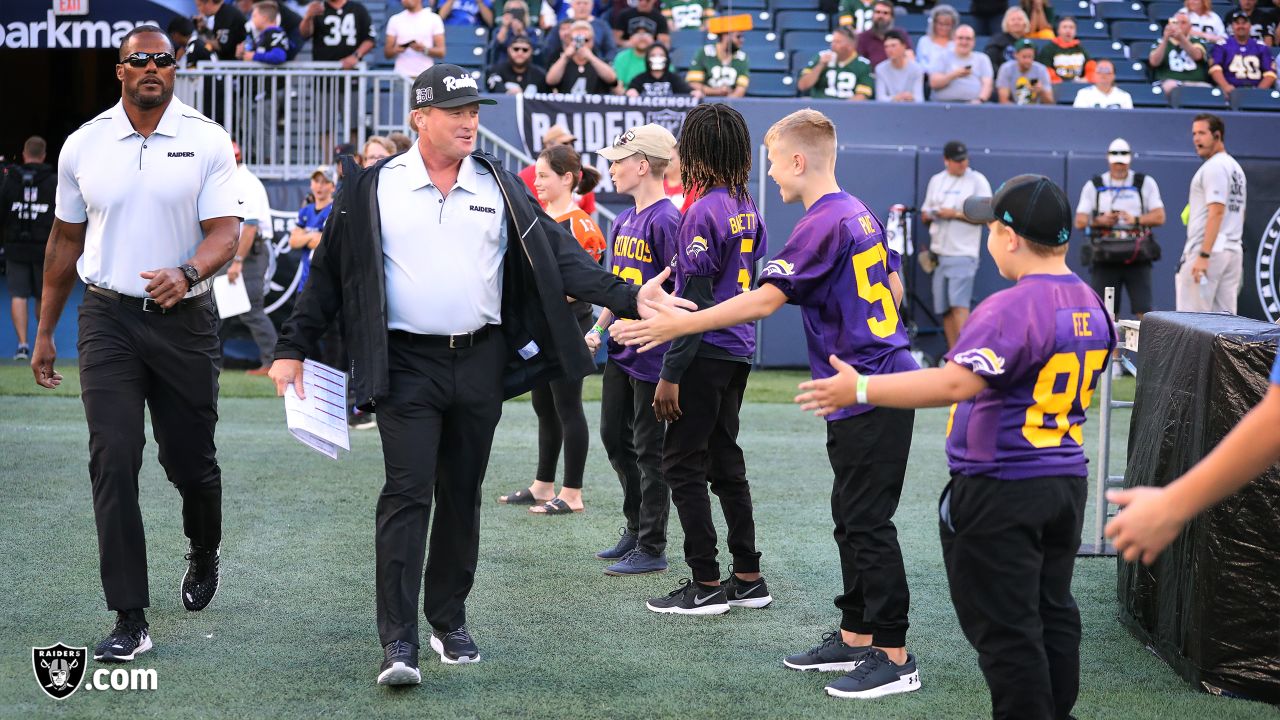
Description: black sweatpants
xmin=599 ymin=359 xmax=670 ymax=556
xmin=374 ymin=329 xmax=505 ymax=645
xmin=661 ymin=356 xmax=758 ymax=583
xmin=77 ymin=290 xmax=223 ymax=612
xmin=826 ymin=407 xmax=915 ymax=648
xmin=940 ymin=473 xmax=1087 ymax=720
xmin=530 ymin=301 xmax=593 ymax=489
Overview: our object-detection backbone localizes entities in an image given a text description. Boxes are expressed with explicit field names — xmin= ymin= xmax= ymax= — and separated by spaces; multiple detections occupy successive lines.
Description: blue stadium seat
xmin=896 ymin=14 xmax=929 ymax=35
xmin=1111 ymin=20 xmax=1161 ymax=43
xmin=1147 ymin=1 xmax=1183 ymax=22
xmin=1167 ymin=84 xmax=1228 ymax=108
xmin=773 ymin=10 xmax=832 ymax=33
xmin=747 ymin=71 xmax=798 ymax=97
xmin=729 ymin=0 xmax=768 ymax=9
xmin=1117 ymin=81 xmax=1167 ymax=106
xmin=947 ymin=0 xmax=973 ymax=13
xmin=1055 ymin=82 xmax=1089 ymax=104
xmin=1128 ymin=41 xmax=1157 ymax=59
xmin=1080 ymin=39 xmax=1128 ymax=60
xmin=672 ymin=28 xmax=712 ymax=49
xmin=741 ymin=31 xmax=781 ymax=56
xmin=789 ymin=49 xmax=819 ymax=72
xmin=1075 ymin=20 xmax=1112 ymax=39
xmin=671 ymin=44 xmax=697 ymax=71
xmin=444 ymin=24 xmax=489 ymax=47
xmin=783 ymin=29 xmax=830 ymax=54
xmin=1230 ymin=87 xmax=1280 ymax=111
xmin=1270 ymin=45 xmax=1280 ymax=60
xmin=1113 ymin=60 xmax=1151 ymax=82
xmin=1095 ymin=2 xmax=1149 ymax=21
xmin=747 ymin=48 xmax=792 ymax=72
xmin=771 ymin=0 xmax=817 ymax=11
xmin=454 ymin=44 xmax=488 ymax=69
xmin=1067 ymin=0 xmax=1090 ymax=15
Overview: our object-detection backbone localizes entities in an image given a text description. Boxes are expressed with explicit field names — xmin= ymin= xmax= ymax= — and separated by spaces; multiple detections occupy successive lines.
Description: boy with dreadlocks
xmin=643 ymin=103 xmax=771 ymax=616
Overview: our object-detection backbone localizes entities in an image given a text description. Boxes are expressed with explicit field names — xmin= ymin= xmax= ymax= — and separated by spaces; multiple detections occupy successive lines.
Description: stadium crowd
xmin=166 ymin=0 xmax=1277 ymax=107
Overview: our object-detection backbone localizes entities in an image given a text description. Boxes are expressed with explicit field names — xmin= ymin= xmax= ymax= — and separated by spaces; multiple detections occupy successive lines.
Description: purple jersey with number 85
xmin=944 ymin=273 xmax=1116 ymax=480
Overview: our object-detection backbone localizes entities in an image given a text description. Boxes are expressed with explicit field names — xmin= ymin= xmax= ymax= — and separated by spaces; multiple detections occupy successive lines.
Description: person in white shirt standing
xmin=31 ymin=25 xmax=242 ymax=664
xmin=385 ymin=0 xmax=447 ymax=80
xmin=920 ymin=140 xmax=992 ymax=348
xmin=226 ymin=140 xmax=279 ymax=375
xmin=1177 ymin=113 xmax=1247 ymax=313
xmin=1072 ymin=59 xmax=1133 ymax=109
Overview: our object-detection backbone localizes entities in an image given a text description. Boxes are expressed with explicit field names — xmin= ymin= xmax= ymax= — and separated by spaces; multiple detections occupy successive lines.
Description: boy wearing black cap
xmin=796 ymin=175 xmax=1115 ymax=719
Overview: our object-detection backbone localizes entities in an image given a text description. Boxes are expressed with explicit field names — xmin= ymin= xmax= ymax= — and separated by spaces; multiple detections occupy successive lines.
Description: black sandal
xmin=498 ymin=488 xmax=541 ymax=505
xmin=530 ymin=498 xmax=584 ymax=515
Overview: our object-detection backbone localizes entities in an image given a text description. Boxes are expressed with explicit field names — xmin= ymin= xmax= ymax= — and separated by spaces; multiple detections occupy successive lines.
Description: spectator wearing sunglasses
xmin=486 ymin=35 xmax=548 ymax=93
xmin=32 ymin=25 xmax=242 ymax=665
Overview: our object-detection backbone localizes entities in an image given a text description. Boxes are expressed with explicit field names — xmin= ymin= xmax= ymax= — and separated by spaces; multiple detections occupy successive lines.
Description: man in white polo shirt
xmin=1176 ymin=113 xmax=1247 ymax=313
xmin=269 ymin=64 xmax=690 ymax=687
xmin=920 ymin=140 xmax=991 ymax=348
xmin=31 ymin=25 xmax=241 ymax=664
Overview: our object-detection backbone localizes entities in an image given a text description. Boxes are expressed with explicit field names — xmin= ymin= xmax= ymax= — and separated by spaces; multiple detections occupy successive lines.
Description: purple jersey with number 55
xmin=607 ymin=201 xmax=682 ymax=383
xmin=675 ymin=187 xmax=768 ymax=356
xmin=944 ymin=273 xmax=1116 ymax=479
xmin=759 ymin=192 xmax=918 ymax=422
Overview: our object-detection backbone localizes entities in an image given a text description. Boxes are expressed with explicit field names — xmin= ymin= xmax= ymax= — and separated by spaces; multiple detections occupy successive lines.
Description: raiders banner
xmin=1242 ymin=160 xmax=1280 ymax=323
xmin=516 ymin=93 xmax=699 ymax=195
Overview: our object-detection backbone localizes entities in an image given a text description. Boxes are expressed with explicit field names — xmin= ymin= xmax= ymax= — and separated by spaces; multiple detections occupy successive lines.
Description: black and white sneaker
xmin=645 ymin=579 xmax=730 ymax=615
xmin=93 ymin=619 xmax=152 ymax=663
xmin=14 ymin=344 xmax=30 ymax=361
xmin=824 ymin=648 xmax=921 ymax=699
xmin=724 ymin=574 xmax=773 ymax=608
xmin=181 ymin=545 xmax=220 ymax=611
xmin=377 ymin=641 xmax=421 ymax=685
xmin=430 ymin=626 xmax=480 ymax=664
xmin=783 ymin=631 xmax=871 ymax=672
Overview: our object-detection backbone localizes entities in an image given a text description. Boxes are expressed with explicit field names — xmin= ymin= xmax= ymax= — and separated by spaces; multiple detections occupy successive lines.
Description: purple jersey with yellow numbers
xmin=944 ymin=273 xmax=1116 ymax=479
xmin=759 ymin=191 xmax=918 ymax=422
xmin=607 ymin=200 xmax=682 ymax=383
xmin=674 ymin=187 xmax=768 ymax=356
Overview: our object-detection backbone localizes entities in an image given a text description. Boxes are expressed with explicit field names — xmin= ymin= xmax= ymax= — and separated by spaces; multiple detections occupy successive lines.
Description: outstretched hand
xmin=795 ymin=355 xmax=860 ymax=417
xmin=635 ymin=267 xmax=696 ymax=321
xmin=1104 ymin=487 xmax=1185 ymax=565
xmin=610 ymin=300 xmax=690 ymax=353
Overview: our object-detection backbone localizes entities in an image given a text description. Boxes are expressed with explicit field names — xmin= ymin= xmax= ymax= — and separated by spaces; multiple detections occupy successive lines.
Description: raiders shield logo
xmin=33 ymin=643 xmax=87 ymax=700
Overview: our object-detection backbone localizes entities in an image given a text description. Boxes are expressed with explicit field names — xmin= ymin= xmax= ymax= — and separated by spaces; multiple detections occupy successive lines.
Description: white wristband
xmin=855 ymin=375 xmax=869 ymax=405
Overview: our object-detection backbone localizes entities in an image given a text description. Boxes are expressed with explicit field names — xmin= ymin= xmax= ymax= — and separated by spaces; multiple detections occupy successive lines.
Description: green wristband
xmin=591 ymin=325 xmax=604 ymax=335
xmin=856 ymin=374 xmax=870 ymax=405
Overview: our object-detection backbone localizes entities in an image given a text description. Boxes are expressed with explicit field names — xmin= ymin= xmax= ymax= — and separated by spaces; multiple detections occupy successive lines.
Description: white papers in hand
xmin=284 ymin=360 xmax=350 ymax=459
xmin=213 ymin=275 xmax=251 ymax=319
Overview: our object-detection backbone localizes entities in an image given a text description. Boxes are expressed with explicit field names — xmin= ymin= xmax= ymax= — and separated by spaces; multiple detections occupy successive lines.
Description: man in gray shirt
xmin=929 ymin=24 xmax=993 ymax=103
xmin=996 ymin=38 xmax=1055 ymax=104
xmin=876 ymin=30 xmax=925 ymax=102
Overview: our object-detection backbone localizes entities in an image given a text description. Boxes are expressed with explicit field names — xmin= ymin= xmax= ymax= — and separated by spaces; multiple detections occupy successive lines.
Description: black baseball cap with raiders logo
xmin=963 ymin=174 xmax=1073 ymax=247
xmin=411 ymin=64 xmax=497 ymax=109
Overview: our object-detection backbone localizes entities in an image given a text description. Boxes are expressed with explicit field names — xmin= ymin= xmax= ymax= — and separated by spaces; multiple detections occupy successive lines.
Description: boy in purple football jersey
xmin=642 ymin=103 xmax=771 ymax=616
xmin=586 ymin=124 xmax=682 ymax=576
xmin=615 ymin=109 xmax=922 ymax=699
xmin=1209 ymin=10 xmax=1278 ymax=93
xmin=796 ymin=175 xmax=1116 ymax=719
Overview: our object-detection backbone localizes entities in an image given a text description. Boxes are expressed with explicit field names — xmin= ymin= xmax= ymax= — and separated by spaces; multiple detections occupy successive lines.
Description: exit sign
xmin=54 ymin=0 xmax=89 ymax=16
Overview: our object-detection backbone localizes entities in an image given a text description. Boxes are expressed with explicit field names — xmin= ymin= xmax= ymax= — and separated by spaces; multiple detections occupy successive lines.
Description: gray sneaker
xmin=824 ymin=648 xmax=921 ymax=699
xmin=783 ymin=631 xmax=871 ymax=672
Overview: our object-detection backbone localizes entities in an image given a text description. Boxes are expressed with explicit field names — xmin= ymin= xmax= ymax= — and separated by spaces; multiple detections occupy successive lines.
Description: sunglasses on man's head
xmin=510 ymin=45 xmax=532 ymax=52
xmin=1108 ymin=151 xmax=1131 ymax=157
xmin=119 ymin=52 xmax=177 ymax=68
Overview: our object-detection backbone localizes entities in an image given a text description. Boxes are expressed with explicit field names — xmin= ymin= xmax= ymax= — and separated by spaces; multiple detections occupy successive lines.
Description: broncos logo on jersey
xmin=686 ymin=235 xmax=709 ymax=258
xmin=953 ymin=348 xmax=1006 ymax=376
xmin=761 ymin=259 xmax=796 ymax=277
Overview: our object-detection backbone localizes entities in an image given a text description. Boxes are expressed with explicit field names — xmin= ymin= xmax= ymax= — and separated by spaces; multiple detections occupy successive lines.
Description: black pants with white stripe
xmin=374 ymin=329 xmax=505 ymax=646
xmin=78 ymin=291 xmax=223 ymax=612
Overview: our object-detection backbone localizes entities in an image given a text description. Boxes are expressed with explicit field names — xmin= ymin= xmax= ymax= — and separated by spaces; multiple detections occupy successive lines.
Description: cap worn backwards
xmin=962 ymin=174 xmax=1073 ymax=247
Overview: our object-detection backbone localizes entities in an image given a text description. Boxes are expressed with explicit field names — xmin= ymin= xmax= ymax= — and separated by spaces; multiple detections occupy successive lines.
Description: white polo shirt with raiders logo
xmin=55 ymin=96 xmax=242 ymax=298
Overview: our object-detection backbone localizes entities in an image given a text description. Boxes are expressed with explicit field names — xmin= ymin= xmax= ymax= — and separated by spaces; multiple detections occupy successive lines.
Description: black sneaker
xmin=94 ymin=619 xmax=152 ymax=663
xmin=181 ymin=545 xmax=220 ymax=611
xmin=724 ymin=573 xmax=773 ymax=608
xmin=14 ymin=344 xmax=30 ymax=361
xmin=430 ymin=626 xmax=480 ymax=664
xmin=783 ymin=631 xmax=872 ymax=672
xmin=645 ymin=579 xmax=730 ymax=615
xmin=377 ymin=641 xmax=421 ymax=685
xmin=595 ymin=527 xmax=638 ymax=560
xmin=824 ymin=648 xmax=921 ymax=699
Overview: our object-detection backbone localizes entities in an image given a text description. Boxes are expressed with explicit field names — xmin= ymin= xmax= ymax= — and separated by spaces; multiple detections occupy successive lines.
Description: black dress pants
xmin=940 ymin=473 xmax=1087 ymax=720
xmin=77 ymin=291 xmax=223 ymax=612
xmin=374 ymin=329 xmax=505 ymax=646
xmin=661 ymin=356 xmax=758 ymax=583
xmin=599 ymin=360 xmax=670 ymax=556
xmin=826 ymin=407 xmax=915 ymax=647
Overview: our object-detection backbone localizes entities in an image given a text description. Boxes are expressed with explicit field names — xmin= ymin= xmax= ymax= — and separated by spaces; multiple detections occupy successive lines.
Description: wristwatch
xmin=178 ymin=264 xmax=201 ymax=290
xmin=1198 ymin=251 xmax=1211 ymax=259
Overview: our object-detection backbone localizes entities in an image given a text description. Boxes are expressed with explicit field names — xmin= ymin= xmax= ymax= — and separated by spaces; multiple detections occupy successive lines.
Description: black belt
xmin=86 ymin=284 xmax=211 ymax=314
xmin=390 ymin=325 xmax=494 ymax=349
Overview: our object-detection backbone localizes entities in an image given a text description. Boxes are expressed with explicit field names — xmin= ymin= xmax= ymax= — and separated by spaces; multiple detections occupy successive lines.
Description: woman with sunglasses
xmin=498 ymin=144 xmax=605 ymax=515
xmin=626 ymin=44 xmax=694 ymax=97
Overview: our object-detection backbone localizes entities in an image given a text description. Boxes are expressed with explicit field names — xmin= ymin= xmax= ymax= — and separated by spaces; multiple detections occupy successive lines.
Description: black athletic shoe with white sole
xmin=824 ymin=648 xmax=921 ymax=699
xmin=94 ymin=620 xmax=152 ymax=663
xmin=181 ymin=545 xmax=219 ymax=611
xmin=783 ymin=631 xmax=872 ymax=672
xmin=646 ymin=578 xmax=730 ymax=615
xmin=377 ymin=641 xmax=421 ymax=685
xmin=430 ymin=626 xmax=480 ymax=664
xmin=724 ymin=574 xmax=773 ymax=608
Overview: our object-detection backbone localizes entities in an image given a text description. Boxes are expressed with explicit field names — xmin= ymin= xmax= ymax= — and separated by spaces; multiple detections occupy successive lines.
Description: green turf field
xmin=0 ymin=364 xmax=1270 ymax=719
